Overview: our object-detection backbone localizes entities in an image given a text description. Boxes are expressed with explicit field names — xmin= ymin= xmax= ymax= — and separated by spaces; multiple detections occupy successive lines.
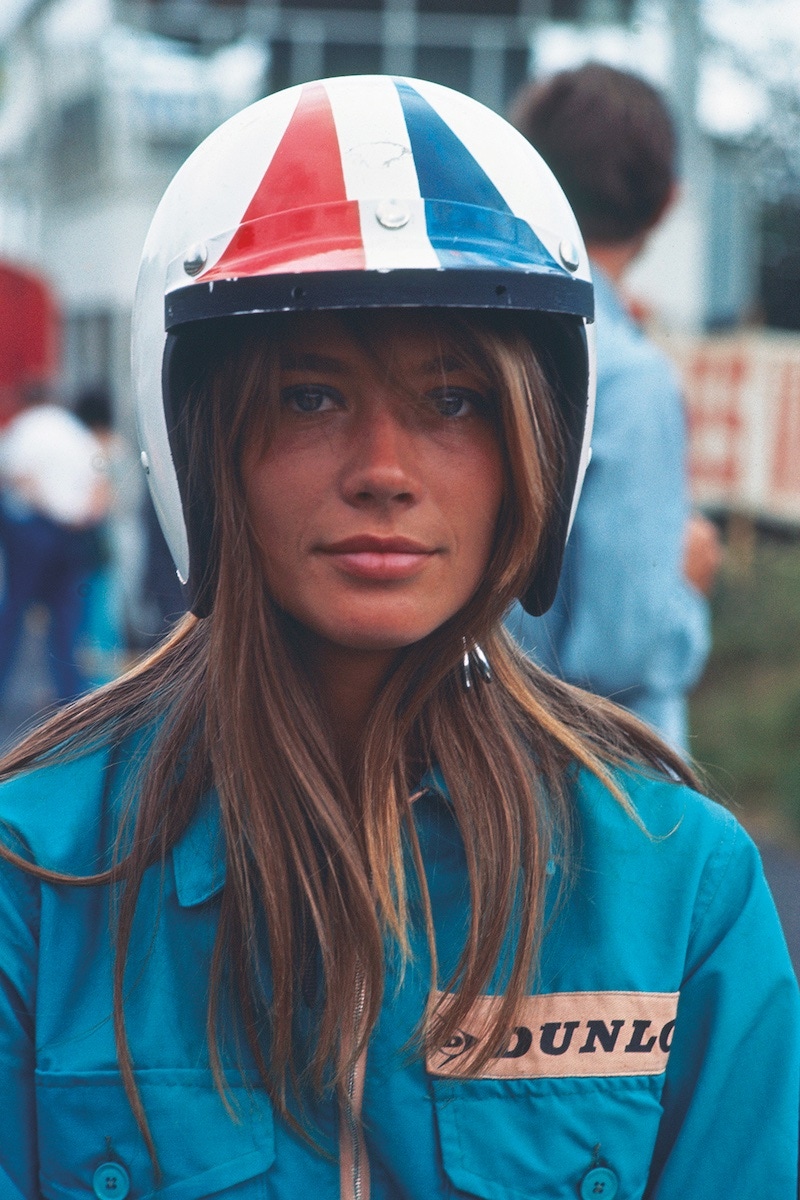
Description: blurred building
xmin=0 ymin=0 xmax=270 ymax=435
xmin=0 ymin=0 xmax=772 ymax=431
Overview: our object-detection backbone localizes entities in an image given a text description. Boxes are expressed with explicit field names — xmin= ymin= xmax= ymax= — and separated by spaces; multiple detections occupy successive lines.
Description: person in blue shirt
xmin=0 ymin=76 xmax=796 ymax=1200
xmin=507 ymin=64 xmax=722 ymax=753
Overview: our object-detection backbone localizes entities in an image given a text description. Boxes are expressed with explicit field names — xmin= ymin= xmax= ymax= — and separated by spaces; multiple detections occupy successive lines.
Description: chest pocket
xmin=431 ymin=1074 xmax=664 ymax=1200
xmin=35 ymin=1068 xmax=274 ymax=1200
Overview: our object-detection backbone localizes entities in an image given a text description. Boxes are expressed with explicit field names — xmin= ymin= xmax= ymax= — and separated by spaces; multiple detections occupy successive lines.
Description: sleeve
xmin=509 ymin=348 xmax=710 ymax=705
xmin=646 ymin=822 xmax=800 ymax=1198
xmin=0 ymin=837 xmax=41 ymax=1198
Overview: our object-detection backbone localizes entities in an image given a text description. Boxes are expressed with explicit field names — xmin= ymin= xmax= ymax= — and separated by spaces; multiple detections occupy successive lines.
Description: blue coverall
xmin=0 ymin=740 xmax=796 ymax=1198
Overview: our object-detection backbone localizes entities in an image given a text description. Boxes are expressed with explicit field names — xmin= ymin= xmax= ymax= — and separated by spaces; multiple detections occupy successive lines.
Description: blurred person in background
xmin=136 ymin=498 xmax=187 ymax=650
xmin=74 ymin=386 xmax=146 ymax=678
xmin=0 ymin=385 xmax=111 ymax=704
xmin=507 ymin=63 xmax=722 ymax=754
xmin=73 ymin=394 xmax=186 ymax=656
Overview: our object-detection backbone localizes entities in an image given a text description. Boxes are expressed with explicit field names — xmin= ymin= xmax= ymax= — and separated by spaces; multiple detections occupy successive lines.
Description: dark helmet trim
xmin=520 ymin=315 xmax=589 ymax=616
xmin=165 ymin=268 xmax=593 ymax=332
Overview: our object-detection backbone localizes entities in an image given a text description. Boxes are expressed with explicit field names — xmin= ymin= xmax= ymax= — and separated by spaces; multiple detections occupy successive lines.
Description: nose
xmin=340 ymin=401 xmax=420 ymax=508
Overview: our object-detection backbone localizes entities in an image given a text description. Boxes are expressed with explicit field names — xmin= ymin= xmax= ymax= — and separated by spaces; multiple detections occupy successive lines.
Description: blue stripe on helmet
xmin=423 ymin=200 xmax=564 ymax=272
xmin=394 ymin=79 xmax=512 ymax=213
xmin=394 ymin=81 xmax=562 ymax=272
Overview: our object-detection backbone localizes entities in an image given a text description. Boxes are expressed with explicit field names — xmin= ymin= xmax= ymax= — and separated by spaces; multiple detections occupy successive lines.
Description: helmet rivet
xmin=558 ymin=239 xmax=581 ymax=272
xmin=140 ymin=451 xmax=150 ymax=474
xmin=183 ymin=243 xmax=208 ymax=276
xmin=375 ymin=200 xmax=411 ymax=230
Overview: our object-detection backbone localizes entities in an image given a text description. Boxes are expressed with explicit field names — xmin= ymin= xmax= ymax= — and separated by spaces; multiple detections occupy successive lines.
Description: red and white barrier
xmin=660 ymin=332 xmax=800 ymax=527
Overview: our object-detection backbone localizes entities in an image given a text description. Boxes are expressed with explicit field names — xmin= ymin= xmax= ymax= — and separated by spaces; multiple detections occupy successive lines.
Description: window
xmin=324 ymin=42 xmax=383 ymax=77
xmin=418 ymin=0 xmax=519 ymax=13
xmin=416 ymin=45 xmax=472 ymax=96
xmin=280 ymin=0 xmax=382 ymax=10
xmin=48 ymin=96 xmax=101 ymax=190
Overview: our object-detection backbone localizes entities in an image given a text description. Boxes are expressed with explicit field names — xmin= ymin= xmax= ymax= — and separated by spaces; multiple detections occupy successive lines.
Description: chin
xmin=316 ymin=612 xmax=447 ymax=653
xmin=331 ymin=627 xmax=433 ymax=653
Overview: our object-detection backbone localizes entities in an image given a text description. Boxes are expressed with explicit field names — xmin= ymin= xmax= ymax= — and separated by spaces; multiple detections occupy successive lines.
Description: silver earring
xmin=461 ymin=640 xmax=473 ymax=691
xmin=461 ymin=639 xmax=493 ymax=691
xmin=472 ymin=643 xmax=493 ymax=683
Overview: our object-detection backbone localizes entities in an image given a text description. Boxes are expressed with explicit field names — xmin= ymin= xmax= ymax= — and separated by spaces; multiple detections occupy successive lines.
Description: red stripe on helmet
xmin=203 ymin=82 xmax=366 ymax=280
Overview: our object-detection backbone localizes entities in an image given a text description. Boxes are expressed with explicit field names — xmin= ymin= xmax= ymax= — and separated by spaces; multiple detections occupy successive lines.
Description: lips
xmin=321 ymin=535 xmax=434 ymax=555
xmin=317 ymin=534 xmax=439 ymax=581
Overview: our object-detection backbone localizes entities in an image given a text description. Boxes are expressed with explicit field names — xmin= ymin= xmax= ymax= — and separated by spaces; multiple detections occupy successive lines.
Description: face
xmin=241 ymin=312 xmax=504 ymax=660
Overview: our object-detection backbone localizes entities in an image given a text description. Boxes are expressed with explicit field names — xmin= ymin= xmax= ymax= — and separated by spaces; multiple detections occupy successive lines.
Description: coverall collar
xmin=171 ymin=767 xmax=450 ymax=908
xmin=172 ymin=786 xmax=227 ymax=907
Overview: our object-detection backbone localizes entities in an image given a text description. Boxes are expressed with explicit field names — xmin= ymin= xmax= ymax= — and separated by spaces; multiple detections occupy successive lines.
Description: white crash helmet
xmin=133 ymin=74 xmax=595 ymax=617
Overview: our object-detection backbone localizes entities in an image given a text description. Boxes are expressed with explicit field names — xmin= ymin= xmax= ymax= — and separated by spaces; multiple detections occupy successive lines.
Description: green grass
xmin=689 ymin=535 xmax=800 ymax=837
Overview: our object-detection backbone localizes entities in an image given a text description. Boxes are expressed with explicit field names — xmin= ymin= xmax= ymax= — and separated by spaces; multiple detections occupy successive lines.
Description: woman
xmin=0 ymin=77 xmax=796 ymax=1200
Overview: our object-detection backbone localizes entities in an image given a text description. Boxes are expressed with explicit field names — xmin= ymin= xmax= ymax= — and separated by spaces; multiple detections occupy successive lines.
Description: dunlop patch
xmin=426 ymin=990 xmax=680 ymax=1079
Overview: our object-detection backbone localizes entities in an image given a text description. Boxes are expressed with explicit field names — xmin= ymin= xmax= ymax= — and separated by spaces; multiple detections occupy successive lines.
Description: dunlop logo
xmin=427 ymin=990 xmax=680 ymax=1079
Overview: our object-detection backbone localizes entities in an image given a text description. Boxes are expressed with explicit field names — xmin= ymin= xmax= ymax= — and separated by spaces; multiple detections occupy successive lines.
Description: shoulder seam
xmin=687 ymin=811 xmax=740 ymax=948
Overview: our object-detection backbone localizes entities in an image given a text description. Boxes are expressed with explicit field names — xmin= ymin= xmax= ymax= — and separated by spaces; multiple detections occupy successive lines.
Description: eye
xmin=427 ymin=387 xmax=489 ymax=418
xmin=281 ymin=384 xmax=343 ymax=414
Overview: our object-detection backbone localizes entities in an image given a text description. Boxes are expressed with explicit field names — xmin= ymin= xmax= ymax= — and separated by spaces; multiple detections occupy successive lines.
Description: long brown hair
xmin=0 ymin=310 xmax=697 ymax=1161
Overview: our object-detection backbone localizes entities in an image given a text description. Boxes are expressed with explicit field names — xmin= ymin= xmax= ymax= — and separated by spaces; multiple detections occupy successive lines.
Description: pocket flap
xmin=432 ymin=1075 xmax=663 ymax=1200
xmin=36 ymin=1068 xmax=274 ymax=1199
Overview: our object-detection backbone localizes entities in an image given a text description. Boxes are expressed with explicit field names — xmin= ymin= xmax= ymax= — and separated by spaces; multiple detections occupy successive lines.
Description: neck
xmin=587 ymin=237 xmax=645 ymax=285
xmin=293 ymin=631 xmax=397 ymax=778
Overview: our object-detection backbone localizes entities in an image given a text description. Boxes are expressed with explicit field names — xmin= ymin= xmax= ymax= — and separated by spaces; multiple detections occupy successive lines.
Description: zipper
xmin=347 ymin=972 xmax=366 ymax=1200
xmin=339 ymin=970 xmax=370 ymax=1200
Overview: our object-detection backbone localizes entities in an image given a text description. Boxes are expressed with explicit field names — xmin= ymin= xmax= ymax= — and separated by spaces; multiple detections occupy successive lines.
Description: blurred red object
xmin=0 ymin=262 xmax=60 ymax=428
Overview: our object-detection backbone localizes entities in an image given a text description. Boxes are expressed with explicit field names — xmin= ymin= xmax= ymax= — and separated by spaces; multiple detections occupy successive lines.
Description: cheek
xmin=454 ymin=435 xmax=505 ymax=561
xmin=242 ymin=457 xmax=295 ymax=569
